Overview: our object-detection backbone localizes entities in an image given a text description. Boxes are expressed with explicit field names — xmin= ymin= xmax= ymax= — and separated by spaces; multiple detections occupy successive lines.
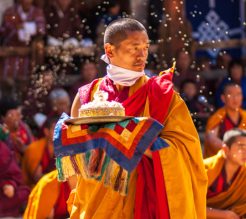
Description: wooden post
xmin=158 ymin=0 xmax=193 ymax=66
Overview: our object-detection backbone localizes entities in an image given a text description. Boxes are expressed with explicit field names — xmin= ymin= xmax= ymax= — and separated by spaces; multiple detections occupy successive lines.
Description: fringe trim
xmin=56 ymin=152 xmax=130 ymax=196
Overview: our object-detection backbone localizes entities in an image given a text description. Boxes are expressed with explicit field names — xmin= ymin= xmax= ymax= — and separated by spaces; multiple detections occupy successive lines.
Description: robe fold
xmin=204 ymin=151 xmax=246 ymax=217
xmin=22 ymin=138 xmax=55 ymax=187
xmin=23 ymin=170 xmax=71 ymax=219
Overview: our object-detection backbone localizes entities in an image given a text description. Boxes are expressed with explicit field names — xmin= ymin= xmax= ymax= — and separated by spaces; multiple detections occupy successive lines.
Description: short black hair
xmin=222 ymin=82 xmax=242 ymax=94
xmin=223 ymin=128 xmax=246 ymax=148
xmin=104 ymin=18 xmax=147 ymax=46
xmin=0 ymin=98 xmax=20 ymax=117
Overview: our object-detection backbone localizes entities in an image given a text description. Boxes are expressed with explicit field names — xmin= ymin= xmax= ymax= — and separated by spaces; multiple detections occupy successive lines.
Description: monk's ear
xmin=104 ymin=43 xmax=114 ymax=58
xmin=222 ymin=143 xmax=229 ymax=157
xmin=221 ymin=94 xmax=226 ymax=104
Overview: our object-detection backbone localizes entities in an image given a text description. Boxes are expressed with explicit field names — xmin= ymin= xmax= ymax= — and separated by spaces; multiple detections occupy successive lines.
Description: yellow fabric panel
xmin=205 ymin=151 xmax=246 ymax=217
xmin=23 ymin=170 xmax=60 ymax=219
xmin=128 ymin=75 xmax=149 ymax=96
xmin=205 ymin=108 xmax=246 ymax=157
xmin=70 ymin=170 xmax=137 ymax=219
xmin=149 ymin=92 xmax=207 ymax=219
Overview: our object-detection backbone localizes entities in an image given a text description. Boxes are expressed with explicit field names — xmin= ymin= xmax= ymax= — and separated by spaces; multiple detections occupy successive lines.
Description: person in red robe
xmin=0 ymin=98 xmax=33 ymax=165
xmin=0 ymin=140 xmax=30 ymax=217
xmin=0 ymin=0 xmax=45 ymax=79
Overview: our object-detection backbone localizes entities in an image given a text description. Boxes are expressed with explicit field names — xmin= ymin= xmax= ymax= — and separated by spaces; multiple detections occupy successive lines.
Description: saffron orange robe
xmin=22 ymin=138 xmax=54 ymax=187
xmin=204 ymin=151 xmax=246 ymax=217
xmin=204 ymin=107 xmax=246 ymax=157
xmin=69 ymin=75 xmax=207 ymax=219
xmin=23 ymin=170 xmax=71 ymax=219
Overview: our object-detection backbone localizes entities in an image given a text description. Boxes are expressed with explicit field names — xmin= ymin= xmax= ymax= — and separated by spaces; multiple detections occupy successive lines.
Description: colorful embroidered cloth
xmin=54 ymin=113 xmax=168 ymax=195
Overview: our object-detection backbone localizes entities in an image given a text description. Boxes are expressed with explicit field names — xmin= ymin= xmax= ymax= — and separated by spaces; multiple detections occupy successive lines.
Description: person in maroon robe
xmin=45 ymin=0 xmax=83 ymax=42
xmin=0 ymin=98 xmax=34 ymax=165
xmin=0 ymin=140 xmax=30 ymax=217
xmin=0 ymin=0 xmax=45 ymax=79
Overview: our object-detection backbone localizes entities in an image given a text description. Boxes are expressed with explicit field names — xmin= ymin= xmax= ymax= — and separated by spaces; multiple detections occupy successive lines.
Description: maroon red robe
xmin=0 ymin=4 xmax=45 ymax=78
xmin=0 ymin=141 xmax=30 ymax=217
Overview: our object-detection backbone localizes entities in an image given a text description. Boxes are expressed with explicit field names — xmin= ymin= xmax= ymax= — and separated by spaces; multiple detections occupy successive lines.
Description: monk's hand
xmin=3 ymin=184 xmax=15 ymax=198
xmin=224 ymin=210 xmax=240 ymax=219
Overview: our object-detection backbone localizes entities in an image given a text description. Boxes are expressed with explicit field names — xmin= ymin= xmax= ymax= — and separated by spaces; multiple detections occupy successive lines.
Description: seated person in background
xmin=173 ymin=49 xmax=206 ymax=95
xmin=24 ymin=170 xmax=77 ymax=219
xmin=48 ymin=88 xmax=71 ymax=117
xmin=69 ymin=60 xmax=98 ymax=99
xmin=216 ymin=59 xmax=246 ymax=109
xmin=204 ymin=82 xmax=246 ymax=158
xmin=45 ymin=0 xmax=84 ymax=45
xmin=0 ymin=140 xmax=30 ymax=218
xmin=180 ymin=79 xmax=214 ymax=132
xmin=205 ymin=129 xmax=246 ymax=219
xmin=0 ymin=0 xmax=45 ymax=78
xmin=22 ymin=117 xmax=57 ymax=187
xmin=0 ymin=98 xmax=33 ymax=165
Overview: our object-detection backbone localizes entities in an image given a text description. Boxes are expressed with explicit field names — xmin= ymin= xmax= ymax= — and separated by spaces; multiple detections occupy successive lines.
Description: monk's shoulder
xmin=26 ymin=138 xmax=46 ymax=151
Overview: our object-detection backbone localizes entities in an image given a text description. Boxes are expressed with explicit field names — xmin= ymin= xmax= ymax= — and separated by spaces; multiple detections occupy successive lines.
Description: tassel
xmin=61 ymin=156 xmax=76 ymax=179
xmin=56 ymin=157 xmax=65 ymax=181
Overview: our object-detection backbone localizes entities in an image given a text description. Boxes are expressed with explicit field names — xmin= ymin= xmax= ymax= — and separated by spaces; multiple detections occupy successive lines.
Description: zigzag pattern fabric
xmin=54 ymin=113 xmax=168 ymax=195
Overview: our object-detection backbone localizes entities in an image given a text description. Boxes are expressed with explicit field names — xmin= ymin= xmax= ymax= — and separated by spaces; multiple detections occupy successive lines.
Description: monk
xmin=22 ymin=117 xmax=57 ymax=187
xmin=0 ymin=98 xmax=33 ymax=165
xmin=205 ymin=129 xmax=246 ymax=218
xmin=0 ymin=140 xmax=30 ymax=217
xmin=68 ymin=18 xmax=207 ymax=219
xmin=24 ymin=170 xmax=77 ymax=219
xmin=204 ymin=82 xmax=246 ymax=158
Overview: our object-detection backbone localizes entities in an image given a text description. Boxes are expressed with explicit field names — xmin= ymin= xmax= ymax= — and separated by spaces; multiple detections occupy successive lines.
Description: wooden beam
xmin=194 ymin=38 xmax=246 ymax=50
xmin=0 ymin=47 xmax=31 ymax=57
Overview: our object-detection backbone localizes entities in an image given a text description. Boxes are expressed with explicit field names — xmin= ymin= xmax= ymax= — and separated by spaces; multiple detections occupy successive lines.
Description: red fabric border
xmin=61 ymin=120 xmax=153 ymax=159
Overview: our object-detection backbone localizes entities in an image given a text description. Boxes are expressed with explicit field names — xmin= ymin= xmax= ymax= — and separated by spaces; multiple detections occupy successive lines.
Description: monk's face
xmin=230 ymin=64 xmax=243 ymax=83
xmin=226 ymin=136 xmax=246 ymax=166
xmin=105 ymin=31 xmax=149 ymax=72
xmin=221 ymin=85 xmax=242 ymax=110
xmin=2 ymin=108 xmax=22 ymax=131
xmin=52 ymin=96 xmax=71 ymax=115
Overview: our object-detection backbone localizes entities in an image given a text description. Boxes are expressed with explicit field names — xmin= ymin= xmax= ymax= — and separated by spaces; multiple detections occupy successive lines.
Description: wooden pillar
xmin=158 ymin=0 xmax=193 ymax=66
xmin=130 ymin=0 xmax=149 ymax=26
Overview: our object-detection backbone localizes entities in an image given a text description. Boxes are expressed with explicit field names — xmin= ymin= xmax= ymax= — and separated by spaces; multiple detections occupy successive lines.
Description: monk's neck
xmin=115 ymin=84 xmax=125 ymax=92
xmin=226 ymin=108 xmax=240 ymax=124
xmin=224 ymin=160 xmax=240 ymax=184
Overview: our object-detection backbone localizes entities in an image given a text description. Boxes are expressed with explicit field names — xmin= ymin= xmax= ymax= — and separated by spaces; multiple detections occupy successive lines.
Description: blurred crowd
xmin=0 ymin=0 xmax=246 ymax=218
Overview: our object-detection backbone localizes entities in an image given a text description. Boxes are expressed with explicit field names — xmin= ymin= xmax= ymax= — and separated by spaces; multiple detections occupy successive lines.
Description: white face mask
xmin=101 ymin=54 xmax=145 ymax=87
